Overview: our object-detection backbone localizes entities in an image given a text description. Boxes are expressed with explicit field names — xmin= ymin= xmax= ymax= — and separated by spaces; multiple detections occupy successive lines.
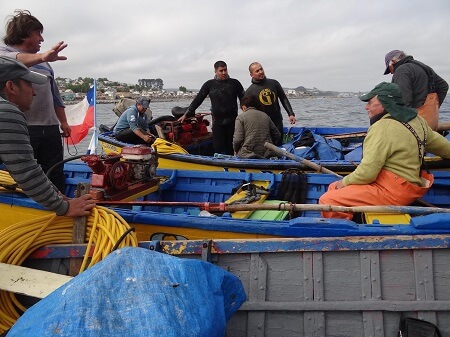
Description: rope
xmin=0 ymin=206 xmax=138 ymax=333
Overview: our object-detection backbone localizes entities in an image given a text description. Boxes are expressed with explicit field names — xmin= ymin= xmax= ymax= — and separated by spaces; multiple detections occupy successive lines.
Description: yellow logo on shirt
xmin=258 ymin=89 xmax=276 ymax=106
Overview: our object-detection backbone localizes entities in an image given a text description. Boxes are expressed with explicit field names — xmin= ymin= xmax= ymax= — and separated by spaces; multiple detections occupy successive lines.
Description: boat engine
xmin=81 ymin=145 xmax=159 ymax=201
xmin=159 ymin=113 xmax=210 ymax=146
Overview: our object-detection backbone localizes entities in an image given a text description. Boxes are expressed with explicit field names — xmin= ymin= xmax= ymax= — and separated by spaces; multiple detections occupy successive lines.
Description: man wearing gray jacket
xmin=0 ymin=56 xmax=94 ymax=217
xmin=233 ymin=96 xmax=281 ymax=159
xmin=383 ymin=50 xmax=448 ymax=130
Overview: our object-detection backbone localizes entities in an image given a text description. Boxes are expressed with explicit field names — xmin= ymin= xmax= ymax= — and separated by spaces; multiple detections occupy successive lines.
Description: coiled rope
xmin=0 ymin=205 xmax=138 ymax=332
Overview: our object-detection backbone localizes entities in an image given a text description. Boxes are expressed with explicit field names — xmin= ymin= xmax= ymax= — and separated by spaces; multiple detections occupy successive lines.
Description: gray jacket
xmin=392 ymin=56 xmax=448 ymax=108
xmin=233 ymin=108 xmax=281 ymax=158
xmin=0 ymin=97 xmax=68 ymax=215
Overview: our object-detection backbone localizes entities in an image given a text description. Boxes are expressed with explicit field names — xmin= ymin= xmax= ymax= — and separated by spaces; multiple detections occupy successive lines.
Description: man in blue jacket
xmin=113 ymin=97 xmax=153 ymax=144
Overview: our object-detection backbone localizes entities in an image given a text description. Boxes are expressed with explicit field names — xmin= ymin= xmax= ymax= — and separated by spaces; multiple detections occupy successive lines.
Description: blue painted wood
xmin=0 ymin=162 xmax=449 ymax=238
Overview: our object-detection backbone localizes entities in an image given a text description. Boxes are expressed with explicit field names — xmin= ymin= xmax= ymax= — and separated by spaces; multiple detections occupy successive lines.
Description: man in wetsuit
xmin=245 ymin=62 xmax=296 ymax=144
xmin=179 ymin=60 xmax=244 ymax=155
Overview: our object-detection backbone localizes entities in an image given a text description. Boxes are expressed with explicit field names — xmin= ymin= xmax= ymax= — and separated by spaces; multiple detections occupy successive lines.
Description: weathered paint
xmin=26 ymin=236 xmax=450 ymax=336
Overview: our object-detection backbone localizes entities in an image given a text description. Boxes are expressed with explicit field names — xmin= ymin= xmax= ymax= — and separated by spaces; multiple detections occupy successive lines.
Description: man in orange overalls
xmin=319 ymin=82 xmax=450 ymax=220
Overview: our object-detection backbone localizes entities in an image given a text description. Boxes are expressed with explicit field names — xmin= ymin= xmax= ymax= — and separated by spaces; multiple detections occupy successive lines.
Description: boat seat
xmin=363 ymin=212 xmax=411 ymax=225
xmin=362 ymin=198 xmax=434 ymax=225
xmin=248 ymin=200 xmax=289 ymax=221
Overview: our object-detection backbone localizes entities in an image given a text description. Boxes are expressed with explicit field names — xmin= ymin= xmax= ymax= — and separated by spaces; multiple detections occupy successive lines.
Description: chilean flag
xmin=65 ymin=87 xmax=95 ymax=145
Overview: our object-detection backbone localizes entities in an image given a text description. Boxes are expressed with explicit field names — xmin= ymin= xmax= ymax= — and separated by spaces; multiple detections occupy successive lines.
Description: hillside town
xmin=56 ymin=77 xmax=355 ymax=103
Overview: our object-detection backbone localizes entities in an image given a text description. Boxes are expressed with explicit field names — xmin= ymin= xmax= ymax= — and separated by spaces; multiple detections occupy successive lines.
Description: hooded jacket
xmin=392 ymin=55 xmax=448 ymax=108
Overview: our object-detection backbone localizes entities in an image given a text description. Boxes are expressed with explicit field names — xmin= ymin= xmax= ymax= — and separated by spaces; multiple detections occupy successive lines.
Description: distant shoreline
xmin=65 ymin=95 xmax=357 ymax=105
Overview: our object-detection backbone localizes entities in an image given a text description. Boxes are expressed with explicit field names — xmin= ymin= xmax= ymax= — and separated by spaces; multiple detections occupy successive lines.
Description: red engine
xmin=81 ymin=145 xmax=159 ymax=201
xmin=160 ymin=113 xmax=210 ymax=146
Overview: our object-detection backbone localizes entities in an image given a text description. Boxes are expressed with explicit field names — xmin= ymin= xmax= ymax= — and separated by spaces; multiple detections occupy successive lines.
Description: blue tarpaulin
xmin=8 ymin=247 xmax=246 ymax=337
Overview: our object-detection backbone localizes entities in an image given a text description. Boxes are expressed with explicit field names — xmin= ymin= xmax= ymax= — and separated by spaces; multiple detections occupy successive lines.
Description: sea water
xmin=65 ymin=96 xmax=450 ymax=157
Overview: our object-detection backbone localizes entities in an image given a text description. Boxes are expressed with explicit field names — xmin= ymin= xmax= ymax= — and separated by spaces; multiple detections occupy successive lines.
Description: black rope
xmin=45 ymin=154 xmax=86 ymax=179
xmin=112 ymin=227 xmax=136 ymax=251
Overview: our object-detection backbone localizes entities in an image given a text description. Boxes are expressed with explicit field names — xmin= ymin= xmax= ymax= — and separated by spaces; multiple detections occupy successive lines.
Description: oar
xmin=437 ymin=122 xmax=450 ymax=132
xmin=96 ymin=200 xmax=450 ymax=215
xmin=321 ymin=123 xmax=450 ymax=139
xmin=324 ymin=132 xmax=367 ymax=139
xmin=264 ymin=142 xmax=343 ymax=178
xmin=97 ymin=201 xmax=214 ymax=208
xmin=219 ymin=203 xmax=450 ymax=215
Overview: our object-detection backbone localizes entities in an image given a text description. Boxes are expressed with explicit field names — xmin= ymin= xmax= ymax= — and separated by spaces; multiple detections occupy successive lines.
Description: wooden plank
xmin=361 ymin=251 xmax=385 ymax=337
xmin=414 ymin=250 xmax=437 ymax=324
xmin=308 ymin=252 xmax=325 ymax=336
xmin=246 ymin=253 xmax=267 ymax=336
xmin=0 ymin=263 xmax=72 ymax=299
xmin=304 ymin=252 xmax=325 ymax=336
xmin=239 ymin=300 xmax=450 ymax=311
xmin=69 ymin=182 xmax=90 ymax=276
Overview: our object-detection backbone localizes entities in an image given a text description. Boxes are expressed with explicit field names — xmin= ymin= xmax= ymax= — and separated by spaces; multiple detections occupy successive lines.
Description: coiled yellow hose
xmin=0 ymin=170 xmax=21 ymax=192
xmin=0 ymin=206 xmax=138 ymax=333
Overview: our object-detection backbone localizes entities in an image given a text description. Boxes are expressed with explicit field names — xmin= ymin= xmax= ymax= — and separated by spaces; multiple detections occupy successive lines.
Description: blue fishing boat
xmin=1 ymin=154 xmax=449 ymax=240
xmin=98 ymin=123 xmax=450 ymax=173
xmin=1 ymin=149 xmax=450 ymax=335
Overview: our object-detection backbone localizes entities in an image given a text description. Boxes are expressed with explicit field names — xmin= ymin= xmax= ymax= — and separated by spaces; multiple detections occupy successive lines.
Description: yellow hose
xmin=0 ymin=205 xmax=138 ymax=333
xmin=0 ymin=170 xmax=22 ymax=193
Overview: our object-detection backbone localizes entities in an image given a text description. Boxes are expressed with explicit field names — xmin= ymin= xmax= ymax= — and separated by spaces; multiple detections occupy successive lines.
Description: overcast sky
xmin=1 ymin=0 xmax=449 ymax=92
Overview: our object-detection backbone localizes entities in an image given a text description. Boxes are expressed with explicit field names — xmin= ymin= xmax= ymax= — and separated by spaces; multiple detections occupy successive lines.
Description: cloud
xmin=1 ymin=0 xmax=449 ymax=92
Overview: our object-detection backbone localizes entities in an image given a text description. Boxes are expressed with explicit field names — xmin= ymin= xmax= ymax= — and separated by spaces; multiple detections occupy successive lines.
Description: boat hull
xmin=1 ymin=163 xmax=450 ymax=240
xmin=2 ymin=160 xmax=450 ymax=335
xmin=99 ymin=126 xmax=450 ymax=174
xmin=30 ymin=235 xmax=450 ymax=336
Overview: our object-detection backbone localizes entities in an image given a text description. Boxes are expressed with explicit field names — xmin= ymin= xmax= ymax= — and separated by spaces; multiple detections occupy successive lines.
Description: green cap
xmin=359 ymin=82 xmax=417 ymax=123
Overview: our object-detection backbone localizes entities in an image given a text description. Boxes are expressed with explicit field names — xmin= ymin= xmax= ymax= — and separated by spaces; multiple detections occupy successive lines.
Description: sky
xmin=1 ymin=0 xmax=449 ymax=92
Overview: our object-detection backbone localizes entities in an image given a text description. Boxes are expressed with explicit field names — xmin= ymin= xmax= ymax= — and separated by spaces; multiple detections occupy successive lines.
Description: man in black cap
xmin=0 ymin=56 xmax=95 ymax=217
xmin=113 ymin=97 xmax=154 ymax=144
xmin=383 ymin=50 xmax=448 ymax=130
xmin=319 ymin=82 xmax=450 ymax=220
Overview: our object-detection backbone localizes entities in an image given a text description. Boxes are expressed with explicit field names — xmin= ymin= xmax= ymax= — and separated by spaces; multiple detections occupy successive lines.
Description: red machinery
xmin=81 ymin=145 xmax=159 ymax=201
xmin=159 ymin=113 xmax=210 ymax=146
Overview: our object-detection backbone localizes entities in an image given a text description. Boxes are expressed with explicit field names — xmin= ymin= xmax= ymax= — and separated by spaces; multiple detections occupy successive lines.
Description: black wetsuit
xmin=187 ymin=77 xmax=244 ymax=155
xmin=245 ymin=78 xmax=295 ymax=143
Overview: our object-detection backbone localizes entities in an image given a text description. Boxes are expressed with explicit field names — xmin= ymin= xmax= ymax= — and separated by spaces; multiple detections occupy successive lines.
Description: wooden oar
xmin=324 ymin=132 xmax=367 ymax=140
xmin=320 ymin=122 xmax=450 ymax=140
xmin=219 ymin=203 xmax=450 ymax=215
xmin=264 ymin=142 xmax=343 ymax=178
xmin=437 ymin=122 xmax=450 ymax=132
xmin=97 ymin=201 xmax=215 ymax=208
xmin=96 ymin=200 xmax=450 ymax=215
